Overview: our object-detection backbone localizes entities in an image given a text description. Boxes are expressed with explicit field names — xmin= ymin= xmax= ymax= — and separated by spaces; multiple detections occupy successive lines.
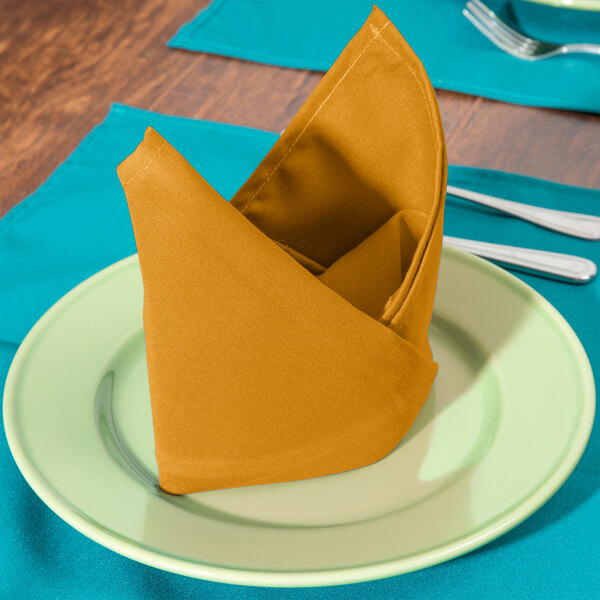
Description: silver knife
xmin=444 ymin=236 xmax=597 ymax=284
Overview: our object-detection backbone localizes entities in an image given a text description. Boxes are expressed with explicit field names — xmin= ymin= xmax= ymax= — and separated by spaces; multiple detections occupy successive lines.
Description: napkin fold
xmin=118 ymin=7 xmax=446 ymax=494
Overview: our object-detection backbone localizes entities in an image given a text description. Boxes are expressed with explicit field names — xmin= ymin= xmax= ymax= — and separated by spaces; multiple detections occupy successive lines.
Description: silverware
xmin=463 ymin=0 xmax=600 ymax=61
xmin=447 ymin=185 xmax=600 ymax=240
xmin=444 ymin=236 xmax=597 ymax=283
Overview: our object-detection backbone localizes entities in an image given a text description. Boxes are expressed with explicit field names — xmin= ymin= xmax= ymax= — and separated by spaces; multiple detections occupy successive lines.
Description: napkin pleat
xmin=230 ymin=6 xmax=446 ymax=349
xmin=317 ymin=212 xmax=410 ymax=320
xmin=231 ymin=10 xmax=443 ymax=266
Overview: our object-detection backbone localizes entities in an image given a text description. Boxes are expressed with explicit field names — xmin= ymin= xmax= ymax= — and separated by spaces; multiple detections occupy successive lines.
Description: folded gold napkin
xmin=117 ymin=6 xmax=446 ymax=494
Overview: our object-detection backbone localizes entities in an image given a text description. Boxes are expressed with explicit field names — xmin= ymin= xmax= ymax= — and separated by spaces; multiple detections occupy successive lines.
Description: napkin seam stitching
xmin=375 ymin=34 xmax=439 ymax=155
xmin=121 ymin=142 xmax=168 ymax=186
xmin=373 ymin=31 xmax=443 ymax=331
xmin=235 ymin=21 xmax=391 ymax=215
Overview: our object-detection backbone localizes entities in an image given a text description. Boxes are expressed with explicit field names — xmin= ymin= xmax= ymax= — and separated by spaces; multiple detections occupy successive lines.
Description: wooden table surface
xmin=2 ymin=0 xmax=599 ymax=219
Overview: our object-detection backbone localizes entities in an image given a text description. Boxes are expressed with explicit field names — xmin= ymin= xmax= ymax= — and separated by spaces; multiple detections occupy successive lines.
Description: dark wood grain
xmin=1 ymin=0 xmax=599 ymax=219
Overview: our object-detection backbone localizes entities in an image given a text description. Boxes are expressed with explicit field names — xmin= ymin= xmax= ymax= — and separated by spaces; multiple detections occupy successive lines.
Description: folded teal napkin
xmin=0 ymin=104 xmax=598 ymax=598
xmin=168 ymin=0 xmax=600 ymax=113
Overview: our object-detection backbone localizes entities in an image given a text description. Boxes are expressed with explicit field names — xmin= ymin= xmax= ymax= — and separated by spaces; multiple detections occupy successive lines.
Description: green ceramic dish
xmin=521 ymin=0 xmax=600 ymax=11
xmin=3 ymin=248 xmax=595 ymax=587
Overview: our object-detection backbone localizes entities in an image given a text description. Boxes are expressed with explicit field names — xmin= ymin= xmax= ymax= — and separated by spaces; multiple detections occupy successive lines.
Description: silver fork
xmin=463 ymin=0 xmax=600 ymax=61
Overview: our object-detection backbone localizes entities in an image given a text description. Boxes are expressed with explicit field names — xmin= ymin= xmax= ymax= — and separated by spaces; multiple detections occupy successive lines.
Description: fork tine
xmin=465 ymin=0 xmax=600 ymax=60
xmin=466 ymin=1 xmax=522 ymax=47
xmin=463 ymin=8 xmax=523 ymax=57
xmin=466 ymin=2 xmax=533 ymax=52
xmin=469 ymin=0 xmax=533 ymax=45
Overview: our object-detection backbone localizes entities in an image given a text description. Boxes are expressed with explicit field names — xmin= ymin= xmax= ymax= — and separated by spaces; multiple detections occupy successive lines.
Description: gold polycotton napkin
xmin=117 ymin=6 xmax=446 ymax=494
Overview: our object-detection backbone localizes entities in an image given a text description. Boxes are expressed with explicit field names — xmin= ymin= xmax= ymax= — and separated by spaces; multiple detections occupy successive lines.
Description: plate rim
xmin=3 ymin=248 xmax=596 ymax=587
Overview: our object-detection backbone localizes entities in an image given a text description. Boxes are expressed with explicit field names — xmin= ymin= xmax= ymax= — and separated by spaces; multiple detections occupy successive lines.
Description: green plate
xmin=3 ymin=248 xmax=595 ymax=587
xmin=521 ymin=0 xmax=600 ymax=11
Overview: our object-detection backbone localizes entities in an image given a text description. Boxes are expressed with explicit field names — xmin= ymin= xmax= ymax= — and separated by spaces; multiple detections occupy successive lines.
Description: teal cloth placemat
xmin=168 ymin=0 xmax=600 ymax=113
xmin=1 ymin=104 xmax=598 ymax=598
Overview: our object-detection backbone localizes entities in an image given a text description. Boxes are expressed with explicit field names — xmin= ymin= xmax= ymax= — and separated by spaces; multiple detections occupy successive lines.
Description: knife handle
xmin=443 ymin=236 xmax=597 ymax=284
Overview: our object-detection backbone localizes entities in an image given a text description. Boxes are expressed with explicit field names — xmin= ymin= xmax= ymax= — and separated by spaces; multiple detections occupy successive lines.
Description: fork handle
xmin=447 ymin=185 xmax=600 ymax=240
xmin=443 ymin=236 xmax=596 ymax=284
xmin=565 ymin=44 xmax=600 ymax=56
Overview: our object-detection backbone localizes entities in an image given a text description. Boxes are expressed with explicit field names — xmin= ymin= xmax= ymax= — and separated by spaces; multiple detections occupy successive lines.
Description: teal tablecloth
xmin=1 ymin=104 xmax=598 ymax=598
xmin=169 ymin=0 xmax=600 ymax=113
